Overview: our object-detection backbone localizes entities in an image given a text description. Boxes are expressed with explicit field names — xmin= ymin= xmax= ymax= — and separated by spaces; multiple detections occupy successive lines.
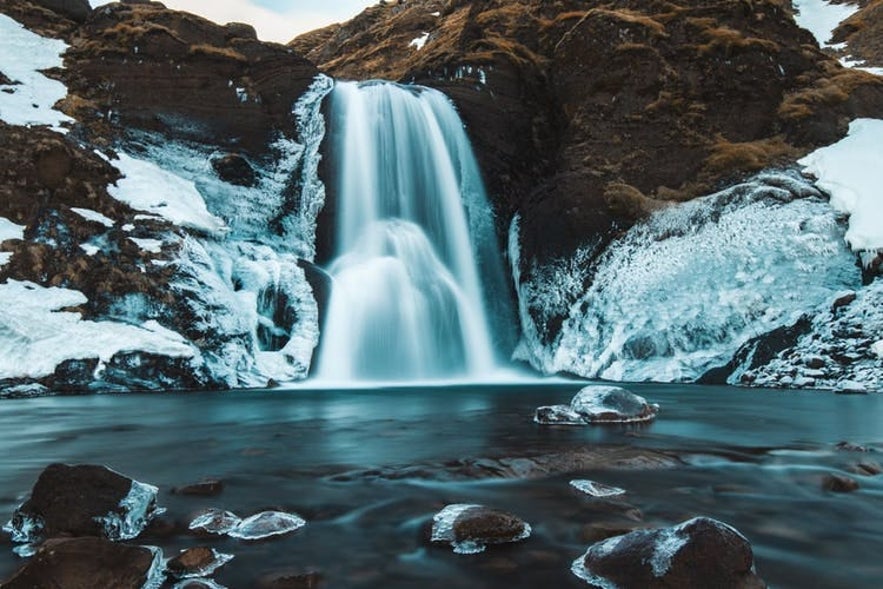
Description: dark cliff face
xmin=293 ymin=0 xmax=883 ymax=266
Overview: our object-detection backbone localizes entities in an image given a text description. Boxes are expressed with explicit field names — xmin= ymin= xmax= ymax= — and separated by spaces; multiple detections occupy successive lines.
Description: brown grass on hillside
xmin=188 ymin=44 xmax=247 ymax=62
xmin=705 ymin=135 xmax=796 ymax=172
xmin=779 ymin=66 xmax=882 ymax=119
xmin=696 ymin=25 xmax=780 ymax=55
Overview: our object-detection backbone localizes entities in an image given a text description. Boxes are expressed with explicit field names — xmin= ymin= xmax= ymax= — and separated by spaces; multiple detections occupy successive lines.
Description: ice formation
xmin=96 ymin=479 xmax=163 ymax=541
xmin=513 ymin=172 xmax=860 ymax=383
xmin=188 ymin=509 xmax=306 ymax=540
xmin=570 ymin=480 xmax=627 ymax=498
xmin=430 ymin=504 xmax=531 ymax=555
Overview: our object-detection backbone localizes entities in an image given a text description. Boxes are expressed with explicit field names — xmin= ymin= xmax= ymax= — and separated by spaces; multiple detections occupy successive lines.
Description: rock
xmin=229 ymin=510 xmax=307 ymax=540
xmin=430 ymin=504 xmax=531 ymax=554
xmin=188 ymin=508 xmax=241 ymax=536
xmin=48 ymin=357 xmax=99 ymax=393
xmin=32 ymin=0 xmax=91 ymax=23
xmin=188 ymin=508 xmax=306 ymax=540
xmin=166 ymin=546 xmax=234 ymax=579
xmin=848 ymin=461 xmax=882 ymax=476
xmin=572 ymin=517 xmax=765 ymax=588
xmin=5 ymin=463 xmax=160 ymax=545
xmin=172 ymin=580 xmax=227 ymax=589
xmin=211 ymin=153 xmax=257 ymax=187
xmin=1 ymin=537 xmax=162 ymax=589
xmin=836 ymin=441 xmax=872 ymax=453
xmin=535 ymin=386 xmax=659 ymax=425
xmin=256 ymin=570 xmax=323 ymax=589
xmin=822 ymin=474 xmax=860 ymax=493
xmin=570 ymin=480 xmax=626 ymax=498
xmin=173 ymin=479 xmax=224 ymax=497
xmin=804 ymin=355 xmax=825 ymax=369
xmin=224 ymin=22 xmax=257 ymax=41
xmin=831 ymin=292 xmax=857 ymax=312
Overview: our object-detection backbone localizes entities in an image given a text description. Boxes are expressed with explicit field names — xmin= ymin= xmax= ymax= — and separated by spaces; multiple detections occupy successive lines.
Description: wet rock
xmin=188 ymin=508 xmax=240 ymax=536
xmin=256 ymin=570 xmax=323 ymax=589
xmin=172 ymin=580 xmax=227 ymax=589
xmin=431 ymin=504 xmax=531 ymax=554
xmin=5 ymin=463 xmax=160 ymax=545
xmin=831 ymin=292 xmax=857 ymax=312
xmin=1 ymin=537 xmax=162 ymax=589
xmin=848 ymin=461 xmax=882 ymax=476
xmin=166 ymin=546 xmax=234 ymax=579
xmin=572 ymin=517 xmax=765 ymax=588
xmin=48 ymin=357 xmax=99 ymax=393
xmin=211 ymin=153 xmax=257 ymax=187
xmin=822 ymin=474 xmax=860 ymax=493
xmin=173 ymin=479 xmax=225 ymax=497
xmin=536 ymin=386 xmax=659 ymax=425
xmin=188 ymin=508 xmax=306 ymax=540
xmin=570 ymin=480 xmax=626 ymax=498
xmin=836 ymin=441 xmax=872 ymax=452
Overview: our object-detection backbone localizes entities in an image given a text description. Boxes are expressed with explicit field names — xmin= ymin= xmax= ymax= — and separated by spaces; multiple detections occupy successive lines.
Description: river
xmin=0 ymin=382 xmax=880 ymax=588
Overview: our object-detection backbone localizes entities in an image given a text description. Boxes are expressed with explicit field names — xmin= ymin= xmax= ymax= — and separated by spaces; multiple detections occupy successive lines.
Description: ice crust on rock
xmin=96 ymin=480 xmax=163 ymax=541
xmin=570 ymin=480 xmax=627 ymax=498
xmin=188 ymin=509 xmax=306 ymax=540
xmin=430 ymin=504 xmax=531 ymax=555
xmin=166 ymin=547 xmax=234 ymax=579
xmin=0 ymin=14 xmax=74 ymax=132
xmin=536 ymin=386 xmax=659 ymax=425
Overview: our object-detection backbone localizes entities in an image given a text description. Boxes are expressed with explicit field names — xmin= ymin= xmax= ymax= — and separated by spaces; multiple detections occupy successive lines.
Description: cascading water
xmin=314 ymin=80 xmax=511 ymax=382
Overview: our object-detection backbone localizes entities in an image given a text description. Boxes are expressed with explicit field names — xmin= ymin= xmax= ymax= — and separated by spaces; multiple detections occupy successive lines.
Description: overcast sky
xmin=89 ymin=0 xmax=378 ymax=43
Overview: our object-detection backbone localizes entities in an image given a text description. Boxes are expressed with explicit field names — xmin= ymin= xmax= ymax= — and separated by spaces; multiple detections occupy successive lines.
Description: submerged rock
xmin=173 ymin=479 xmax=225 ymax=497
xmin=188 ymin=508 xmax=306 ymax=540
xmin=4 ymin=463 xmax=161 ymax=546
xmin=431 ymin=504 xmax=531 ymax=554
xmin=572 ymin=517 xmax=765 ymax=588
xmin=822 ymin=474 xmax=860 ymax=493
xmin=255 ymin=570 xmax=323 ymax=589
xmin=2 ymin=537 xmax=163 ymax=589
xmin=536 ymin=386 xmax=659 ymax=425
xmin=166 ymin=546 xmax=234 ymax=579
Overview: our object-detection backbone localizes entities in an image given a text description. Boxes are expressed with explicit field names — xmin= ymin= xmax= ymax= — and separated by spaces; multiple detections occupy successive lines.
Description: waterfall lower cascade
xmin=315 ymin=81 xmax=509 ymax=382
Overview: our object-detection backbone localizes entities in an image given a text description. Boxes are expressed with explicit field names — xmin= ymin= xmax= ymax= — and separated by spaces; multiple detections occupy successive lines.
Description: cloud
xmin=90 ymin=0 xmax=377 ymax=43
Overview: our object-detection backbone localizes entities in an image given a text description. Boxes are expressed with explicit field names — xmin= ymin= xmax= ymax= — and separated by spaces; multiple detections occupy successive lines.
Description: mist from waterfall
xmin=314 ymin=80 xmax=512 ymax=382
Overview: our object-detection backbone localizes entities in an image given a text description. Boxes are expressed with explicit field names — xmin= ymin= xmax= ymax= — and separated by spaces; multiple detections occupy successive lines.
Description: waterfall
xmin=314 ymin=80 xmax=510 ymax=382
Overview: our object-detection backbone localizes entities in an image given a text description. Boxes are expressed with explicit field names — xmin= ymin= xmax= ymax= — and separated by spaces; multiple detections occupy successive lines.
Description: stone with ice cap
xmin=3 ymin=463 xmax=161 ymax=547
xmin=430 ymin=504 xmax=531 ymax=554
xmin=572 ymin=516 xmax=766 ymax=588
xmin=535 ymin=385 xmax=659 ymax=425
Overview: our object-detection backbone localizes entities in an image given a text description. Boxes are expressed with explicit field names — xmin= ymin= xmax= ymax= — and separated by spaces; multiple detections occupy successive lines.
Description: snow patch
xmin=798 ymin=118 xmax=883 ymax=253
xmin=0 ymin=217 xmax=25 ymax=242
xmin=108 ymin=152 xmax=227 ymax=235
xmin=791 ymin=0 xmax=857 ymax=46
xmin=0 ymin=14 xmax=74 ymax=132
xmin=70 ymin=207 xmax=114 ymax=227
xmin=0 ymin=281 xmax=196 ymax=380
xmin=409 ymin=32 xmax=430 ymax=51
xmin=129 ymin=237 xmax=164 ymax=253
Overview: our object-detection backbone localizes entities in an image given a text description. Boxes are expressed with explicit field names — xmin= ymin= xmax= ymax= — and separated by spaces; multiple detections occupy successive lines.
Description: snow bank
xmin=791 ymin=0 xmax=857 ymax=46
xmin=410 ymin=32 xmax=430 ymax=51
xmin=0 ymin=14 xmax=74 ymax=132
xmin=799 ymin=118 xmax=883 ymax=253
xmin=108 ymin=152 xmax=228 ymax=235
xmin=70 ymin=208 xmax=114 ymax=228
xmin=0 ymin=281 xmax=196 ymax=379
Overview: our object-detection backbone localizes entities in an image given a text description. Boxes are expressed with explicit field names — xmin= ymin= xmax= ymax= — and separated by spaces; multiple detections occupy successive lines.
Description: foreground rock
xmin=189 ymin=508 xmax=306 ymax=540
xmin=431 ymin=504 xmax=531 ymax=554
xmin=4 ymin=463 xmax=160 ymax=549
xmin=536 ymin=386 xmax=659 ymax=425
xmin=166 ymin=546 xmax=234 ymax=579
xmin=572 ymin=517 xmax=765 ymax=588
xmin=2 ymin=537 xmax=162 ymax=589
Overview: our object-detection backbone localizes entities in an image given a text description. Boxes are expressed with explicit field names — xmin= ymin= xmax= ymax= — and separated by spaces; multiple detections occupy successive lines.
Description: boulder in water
xmin=536 ymin=386 xmax=659 ymax=425
xmin=822 ymin=474 xmax=860 ymax=493
xmin=430 ymin=504 xmax=531 ymax=554
xmin=1 ymin=537 xmax=163 ymax=589
xmin=4 ymin=464 xmax=161 ymax=547
xmin=188 ymin=508 xmax=306 ymax=540
xmin=572 ymin=517 xmax=765 ymax=588
xmin=166 ymin=546 xmax=234 ymax=579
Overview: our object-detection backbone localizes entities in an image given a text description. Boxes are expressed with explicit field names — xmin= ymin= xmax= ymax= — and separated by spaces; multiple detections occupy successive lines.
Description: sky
xmin=89 ymin=0 xmax=378 ymax=43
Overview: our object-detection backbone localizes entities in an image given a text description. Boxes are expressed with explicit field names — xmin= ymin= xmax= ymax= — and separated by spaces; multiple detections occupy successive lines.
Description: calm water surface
xmin=0 ymin=382 xmax=881 ymax=588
